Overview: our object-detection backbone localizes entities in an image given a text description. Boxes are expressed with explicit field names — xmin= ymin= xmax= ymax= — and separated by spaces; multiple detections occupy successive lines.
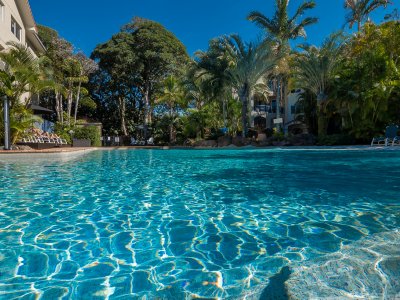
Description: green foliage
xmin=182 ymin=111 xmax=205 ymax=139
xmin=344 ymin=0 xmax=392 ymax=30
xmin=273 ymin=130 xmax=285 ymax=141
xmin=156 ymin=75 xmax=187 ymax=143
xmin=317 ymin=134 xmax=355 ymax=146
xmin=247 ymin=0 xmax=318 ymax=49
xmin=293 ymin=32 xmax=345 ymax=136
xmin=79 ymin=97 xmax=97 ymax=110
xmin=0 ymin=42 xmax=53 ymax=107
xmin=2 ymin=106 xmax=42 ymax=144
xmin=54 ymin=123 xmax=73 ymax=144
xmin=91 ymin=18 xmax=189 ymax=136
xmin=73 ymin=126 xmax=101 ymax=147
xmin=331 ymin=21 xmax=400 ymax=139
xmin=37 ymin=25 xmax=97 ymax=126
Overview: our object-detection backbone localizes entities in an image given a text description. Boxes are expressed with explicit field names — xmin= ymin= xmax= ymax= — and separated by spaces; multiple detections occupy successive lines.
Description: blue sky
xmin=30 ymin=0 xmax=399 ymax=57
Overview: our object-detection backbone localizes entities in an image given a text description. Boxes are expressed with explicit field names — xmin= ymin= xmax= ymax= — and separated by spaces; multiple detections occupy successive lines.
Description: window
xmin=0 ymin=1 xmax=4 ymax=22
xmin=291 ymin=105 xmax=296 ymax=114
xmin=11 ymin=17 xmax=22 ymax=41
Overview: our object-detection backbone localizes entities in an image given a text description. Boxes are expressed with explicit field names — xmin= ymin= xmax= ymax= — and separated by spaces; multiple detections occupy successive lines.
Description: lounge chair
xmin=130 ymin=137 xmax=138 ymax=146
xmin=371 ymin=125 xmax=399 ymax=146
xmin=392 ymin=136 xmax=400 ymax=146
xmin=147 ymin=137 xmax=154 ymax=145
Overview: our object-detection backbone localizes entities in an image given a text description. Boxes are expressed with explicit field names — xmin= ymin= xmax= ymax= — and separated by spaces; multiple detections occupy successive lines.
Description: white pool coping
xmin=0 ymin=148 xmax=97 ymax=162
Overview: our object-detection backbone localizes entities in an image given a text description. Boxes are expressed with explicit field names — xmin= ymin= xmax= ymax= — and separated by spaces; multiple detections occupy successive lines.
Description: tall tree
xmin=248 ymin=0 xmax=317 ymax=130
xmin=157 ymin=75 xmax=187 ymax=143
xmin=293 ymin=33 xmax=345 ymax=136
xmin=332 ymin=21 xmax=400 ymax=138
xmin=72 ymin=53 xmax=98 ymax=125
xmin=222 ymin=36 xmax=278 ymax=137
xmin=37 ymin=25 xmax=74 ymax=124
xmin=0 ymin=42 xmax=51 ymax=107
xmin=91 ymin=32 xmax=138 ymax=135
xmin=194 ymin=38 xmax=234 ymax=128
xmin=92 ymin=18 xmax=189 ymax=137
xmin=123 ymin=18 xmax=189 ymax=138
xmin=344 ymin=0 xmax=392 ymax=31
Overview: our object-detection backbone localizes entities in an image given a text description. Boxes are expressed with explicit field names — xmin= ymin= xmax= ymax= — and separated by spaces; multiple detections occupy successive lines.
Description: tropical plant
xmin=156 ymin=75 xmax=187 ymax=143
xmin=193 ymin=39 xmax=234 ymax=128
xmin=9 ymin=106 xmax=42 ymax=144
xmin=332 ymin=21 xmax=400 ymax=139
xmin=38 ymin=25 xmax=74 ymax=124
xmin=248 ymin=0 xmax=318 ymax=49
xmin=122 ymin=18 xmax=189 ymax=135
xmin=293 ymin=33 xmax=345 ymax=136
xmin=0 ymin=42 xmax=52 ymax=107
xmin=344 ymin=0 xmax=392 ymax=31
xmin=73 ymin=126 xmax=101 ymax=147
xmin=248 ymin=0 xmax=318 ymax=130
xmin=222 ymin=35 xmax=278 ymax=137
xmin=91 ymin=18 xmax=189 ymax=137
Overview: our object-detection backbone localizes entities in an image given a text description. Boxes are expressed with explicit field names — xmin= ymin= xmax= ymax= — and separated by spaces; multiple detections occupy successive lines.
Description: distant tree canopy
xmin=37 ymin=25 xmax=97 ymax=127
xmin=90 ymin=17 xmax=189 ymax=136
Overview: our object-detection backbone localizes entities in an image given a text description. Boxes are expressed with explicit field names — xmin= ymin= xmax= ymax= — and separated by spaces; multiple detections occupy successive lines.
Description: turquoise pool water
xmin=0 ymin=149 xmax=399 ymax=299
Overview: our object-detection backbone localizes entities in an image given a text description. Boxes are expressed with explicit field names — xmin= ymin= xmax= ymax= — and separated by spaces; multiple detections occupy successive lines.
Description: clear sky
xmin=30 ymin=0 xmax=399 ymax=57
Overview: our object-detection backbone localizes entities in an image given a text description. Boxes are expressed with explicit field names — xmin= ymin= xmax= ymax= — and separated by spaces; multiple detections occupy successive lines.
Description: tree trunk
xmin=118 ymin=96 xmax=128 ymax=136
xmin=317 ymin=103 xmax=327 ymax=137
xmin=275 ymin=77 xmax=281 ymax=132
xmin=55 ymin=92 xmax=64 ymax=125
xmin=74 ymin=81 xmax=82 ymax=126
xmin=55 ymin=91 xmax=61 ymax=123
xmin=169 ymin=106 xmax=175 ymax=144
xmin=60 ymin=94 xmax=64 ymax=125
xmin=223 ymin=99 xmax=227 ymax=129
xmin=240 ymin=87 xmax=249 ymax=138
xmin=143 ymin=84 xmax=151 ymax=141
xmin=67 ymin=82 xmax=73 ymax=126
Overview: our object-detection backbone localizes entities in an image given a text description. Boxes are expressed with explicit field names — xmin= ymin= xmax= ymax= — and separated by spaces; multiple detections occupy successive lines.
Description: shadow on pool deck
xmin=259 ymin=266 xmax=291 ymax=300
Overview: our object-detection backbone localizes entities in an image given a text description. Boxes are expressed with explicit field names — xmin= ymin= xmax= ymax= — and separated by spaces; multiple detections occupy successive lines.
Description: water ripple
xmin=0 ymin=149 xmax=399 ymax=299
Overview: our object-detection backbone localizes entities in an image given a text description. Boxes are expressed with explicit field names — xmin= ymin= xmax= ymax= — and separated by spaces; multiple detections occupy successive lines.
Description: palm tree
xmin=248 ymin=0 xmax=317 ymax=130
xmin=248 ymin=0 xmax=318 ymax=49
xmin=293 ymin=33 xmax=345 ymax=136
xmin=157 ymin=75 xmax=187 ymax=143
xmin=344 ymin=0 xmax=392 ymax=31
xmin=194 ymin=40 xmax=234 ymax=129
xmin=9 ymin=105 xmax=42 ymax=144
xmin=222 ymin=35 xmax=279 ymax=137
xmin=0 ymin=42 xmax=52 ymax=107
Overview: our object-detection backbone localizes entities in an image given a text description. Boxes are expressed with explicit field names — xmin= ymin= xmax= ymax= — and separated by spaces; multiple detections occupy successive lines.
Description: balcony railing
xmin=254 ymin=105 xmax=270 ymax=112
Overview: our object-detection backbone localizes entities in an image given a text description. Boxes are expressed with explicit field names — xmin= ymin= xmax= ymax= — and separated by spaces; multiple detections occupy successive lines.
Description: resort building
xmin=250 ymin=89 xmax=307 ymax=134
xmin=0 ymin=0 xmax=45 ymax=57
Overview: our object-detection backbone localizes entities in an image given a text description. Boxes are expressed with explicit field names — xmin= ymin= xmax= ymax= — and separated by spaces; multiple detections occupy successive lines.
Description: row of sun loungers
xmin=22 ymin=136 xmax=68 ymax=145
xmin=371 ymin=125 xmax=400 ymax=146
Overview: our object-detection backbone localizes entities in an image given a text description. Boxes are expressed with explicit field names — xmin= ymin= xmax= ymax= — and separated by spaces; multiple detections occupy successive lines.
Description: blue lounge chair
xmin=371 ymin=125 xmax=399 ymax=146
xmin=392 ymin=136 xmax=400 ymax=146
xmin=130 ymin=137 xmax=138 ymax=146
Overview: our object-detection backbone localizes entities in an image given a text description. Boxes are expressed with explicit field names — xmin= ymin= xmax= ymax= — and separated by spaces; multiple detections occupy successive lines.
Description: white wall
xmin=285 ymin=89 xmax=303 ymax=124
xmin=0 ymin=0 xmax=27 ymax=51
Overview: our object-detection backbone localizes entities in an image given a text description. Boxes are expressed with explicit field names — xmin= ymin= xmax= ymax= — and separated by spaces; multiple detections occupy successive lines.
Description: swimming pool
xmin=0 ymin=149 xmax=399 ymax=299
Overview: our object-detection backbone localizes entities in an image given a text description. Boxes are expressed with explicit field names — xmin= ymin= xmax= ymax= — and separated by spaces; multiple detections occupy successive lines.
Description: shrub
xmin=54 ymin=123 xmax=73 ymax=144
xmin=73 ymin=126 xmax=101 ymax=147
xmin=317 ymin=134 xmax=355 ymax=146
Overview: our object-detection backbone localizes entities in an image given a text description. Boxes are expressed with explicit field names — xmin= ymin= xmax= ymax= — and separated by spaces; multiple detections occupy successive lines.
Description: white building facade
xmin=0 ymin=0 xmax=45 ymax=57
xmin=250 ymin=88 xmax=308 ymax=134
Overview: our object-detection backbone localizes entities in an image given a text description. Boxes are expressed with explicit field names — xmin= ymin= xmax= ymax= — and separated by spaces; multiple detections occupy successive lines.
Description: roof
xmin=15 ymin=0 xmax=46 ymax=54
xmin=29 ymin=104 xmax=53 ymax=114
